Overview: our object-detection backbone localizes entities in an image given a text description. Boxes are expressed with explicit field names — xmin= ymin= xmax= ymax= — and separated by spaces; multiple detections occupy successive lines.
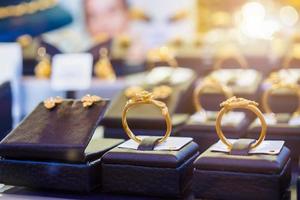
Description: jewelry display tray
xmin=0 ymin=100 xmax=123 ymax=192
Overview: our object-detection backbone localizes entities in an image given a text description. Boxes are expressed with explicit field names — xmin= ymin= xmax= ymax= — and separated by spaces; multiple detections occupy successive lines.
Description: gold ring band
xmin=216 ymin=97 xmax=267 ymax=149
xmin=147 ymin=46 xmax=178 ymax=69
xmin=213 ymin=54 xmax=248 ymax=70
xmin=262 ymin=82 xmax=300 ymax=115
xmin=122 ymin=91 xmax=172 ymax=144
xmin=282 ymin=44 xmax=300 ymax=69
xmin=193 ymin=77 xmax=233 ymax=112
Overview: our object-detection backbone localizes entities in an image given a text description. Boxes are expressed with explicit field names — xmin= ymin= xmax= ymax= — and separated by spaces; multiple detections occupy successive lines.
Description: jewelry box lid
xmin=0 ymin=99 xmax=110 ymax=163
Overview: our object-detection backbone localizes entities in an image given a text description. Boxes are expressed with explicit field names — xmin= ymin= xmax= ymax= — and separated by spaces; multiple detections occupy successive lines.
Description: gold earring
xmin=81 ymin=94 xmax=102 ymax=108
xmin=44 ymin=96 xmax=63 ymax=109
xmin=35 ymin=47 xmax=51 ymax=79
xmin=94 ymin=48 xmax=116 ymax=80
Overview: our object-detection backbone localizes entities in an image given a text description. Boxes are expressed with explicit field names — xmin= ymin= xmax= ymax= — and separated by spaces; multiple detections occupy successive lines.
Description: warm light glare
xmin=242 ymin=2 xmax=266 ymax=23
xmin=240 ymin=2 xmax=279 ymax=39
xmin=280 ymin=6 xmax=299 ymax=27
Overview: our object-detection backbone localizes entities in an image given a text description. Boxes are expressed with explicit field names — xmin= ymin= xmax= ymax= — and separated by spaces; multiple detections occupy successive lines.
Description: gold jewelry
xmin=193 ymin=76 xmax=233 ymax=112
xmin=81 ymin=94 xmax=102 ymax=108
xmin=152 ymin=85 xmax=173 ymax=100
xmin=0 ymin=0 xmax=57 ymax=20
xmin=34 ymin=47 xmax=51 ymax=79
xmin=94 ymin=48 xmax=116 ymax=80
xmin=44 ymin=96 xmax=63 ymax=109
xmin=265 ymin=71 xmax=282 ymax=85
xmin=122 ymin=91 xmax=172 ymax=144
xmin=262 ymin=82 xmax=300 ymax=116
xmin=124 ymin=86 xmax=144 ymax=99
xmin=213 ymin=49 xmax=248 ymax=70
xmin=116 ymin=34 xmax=131 ymax=49
xmin=129 ymin=7 xmax=150 ymax=21
xmin=169 ymin=10 xmax=188 ymax=22
xmin=17 ymin=34 xmax=33 ymax=48
xmin=216 ymin=97 xmax=267 ymax=149
xmin=146 ymin=46 xmax=178 ymax=69
xmin=282 ymin=44 xmax=300 ymax=69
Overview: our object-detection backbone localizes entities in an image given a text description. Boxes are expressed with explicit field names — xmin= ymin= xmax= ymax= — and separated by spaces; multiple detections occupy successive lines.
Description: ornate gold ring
xmin=122 ymin=91 xmax=172 ymax=144
xmin=216 ymin=97 xmax=267 ymax=149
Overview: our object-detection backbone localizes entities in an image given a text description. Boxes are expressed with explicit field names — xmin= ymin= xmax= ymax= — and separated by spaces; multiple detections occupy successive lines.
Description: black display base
xmin=102 ymin=152 xmax=198 ymax=198
xmin=193 ymin=159 xmax=291 ymax=200
xmin=0 ymin=158 xmax=102 ymax=192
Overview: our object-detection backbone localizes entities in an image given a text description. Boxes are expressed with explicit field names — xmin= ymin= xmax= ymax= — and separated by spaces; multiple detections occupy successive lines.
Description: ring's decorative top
xmin=220 ymin=96 xmax=258 ymax=108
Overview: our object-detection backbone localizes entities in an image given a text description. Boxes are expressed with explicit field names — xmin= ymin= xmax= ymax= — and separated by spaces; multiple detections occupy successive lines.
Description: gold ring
xmin=146 ymin=46 xmax=178 ymax=69
xmin=124 ymin=86 xmax=144 ymax=99
xmin=193 ymin=76 xmax=233 ymax=112
xmin=262 ymin=82 xmax=300 ymax=116
xmin=213 ymin=53 xmax=248 ymax=70
xmin=282 ymin=44 xmax=300 ymax=69
xmin=122 ymin=90 xmax=172 ymax=144
xmin=216 ymin=97 xmax=267 ymax=149
xmin=152 ymin=85 xmax=173 ymax=100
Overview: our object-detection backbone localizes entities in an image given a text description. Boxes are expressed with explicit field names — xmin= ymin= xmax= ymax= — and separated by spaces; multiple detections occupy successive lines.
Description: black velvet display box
xmin=259 ymin=81 xmax=300 ymax=113
xmin=185 ymin=69 xmax=263 ymax=113
xmin=101 ymin=137 xmax=199 ymax=198
xmin=102 ymin=75 xmax=195 ymax=138
xmin=247 ymin=114 xmax=300 ymax=166
xmin=178 ymin=111 xmax=252 ymax=153
xmin=0 ymin=81 xmax=12 ymax=139
xmin=0 ymin=99 xmax=123 ymax=192
xmin=193 ymin=139 xmax=291 ymax=200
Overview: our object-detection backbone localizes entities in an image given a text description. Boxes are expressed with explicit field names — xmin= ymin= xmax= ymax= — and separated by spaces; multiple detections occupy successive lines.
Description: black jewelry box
xmin=178 ymin=111 xmax=252 ymax=153
xmin=193 ymin=139 xmax=291 ymax=200
xmin=247 ymin=113 xmax=300 ymax=167
xmin=0 ymin=99 xmax=123 ymax=192
xmin=101 ymin=136 xmax=199 ymax=198
xmin=258 ymin=69 xmax=300 ymax=113
xmin=0 ymin=81 xmax=12 ymax=139
xmin=185 ymin=69 xmax=263 ymax=113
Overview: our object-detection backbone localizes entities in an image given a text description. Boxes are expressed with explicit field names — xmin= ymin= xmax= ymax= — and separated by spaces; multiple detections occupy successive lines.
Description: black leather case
xmin=193 ymin=140 xmax=291 ymax=200
xmin=0 ymin=99 xmax=124 ymax=192
xmin=0 ymin=81 xmax=12 ymax=139
xmin=259 ymin=81 xmax=299 ymax=113
xmin=101 ymin=138 xmax=199 ymax=198
xmin=184 ymin=70 xmax=263 ymax=114
xmin=247 ymin=113 xmax=300 ymax=167
xmin=178 ymin=112 xmax=252 ymax=153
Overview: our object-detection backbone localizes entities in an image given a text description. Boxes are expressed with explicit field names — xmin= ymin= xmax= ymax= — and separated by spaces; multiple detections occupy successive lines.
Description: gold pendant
xmin=94 ymin=48 xmax=116 ymax=80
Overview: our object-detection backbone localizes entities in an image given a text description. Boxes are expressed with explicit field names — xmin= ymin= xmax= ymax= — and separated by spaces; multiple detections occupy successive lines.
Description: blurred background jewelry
xmin=193 ymin=76 xmax=233 ymax=112
xmin=146 ymin=46 xmax=178 ymax=69
xmin=94 ymin=48 xmax=116 ymax=80
xmin=262 ymin=82 xmax=300 ymax=116
xmin=34 ymin=47 xmax=51 ymax=79
xmin=124 ymin=86 xmax=144 ymax=99
xmin=0 ymin=0 xmax=58 ymax=19
xmin=152 ymin=85 xmax=173 ymax=100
